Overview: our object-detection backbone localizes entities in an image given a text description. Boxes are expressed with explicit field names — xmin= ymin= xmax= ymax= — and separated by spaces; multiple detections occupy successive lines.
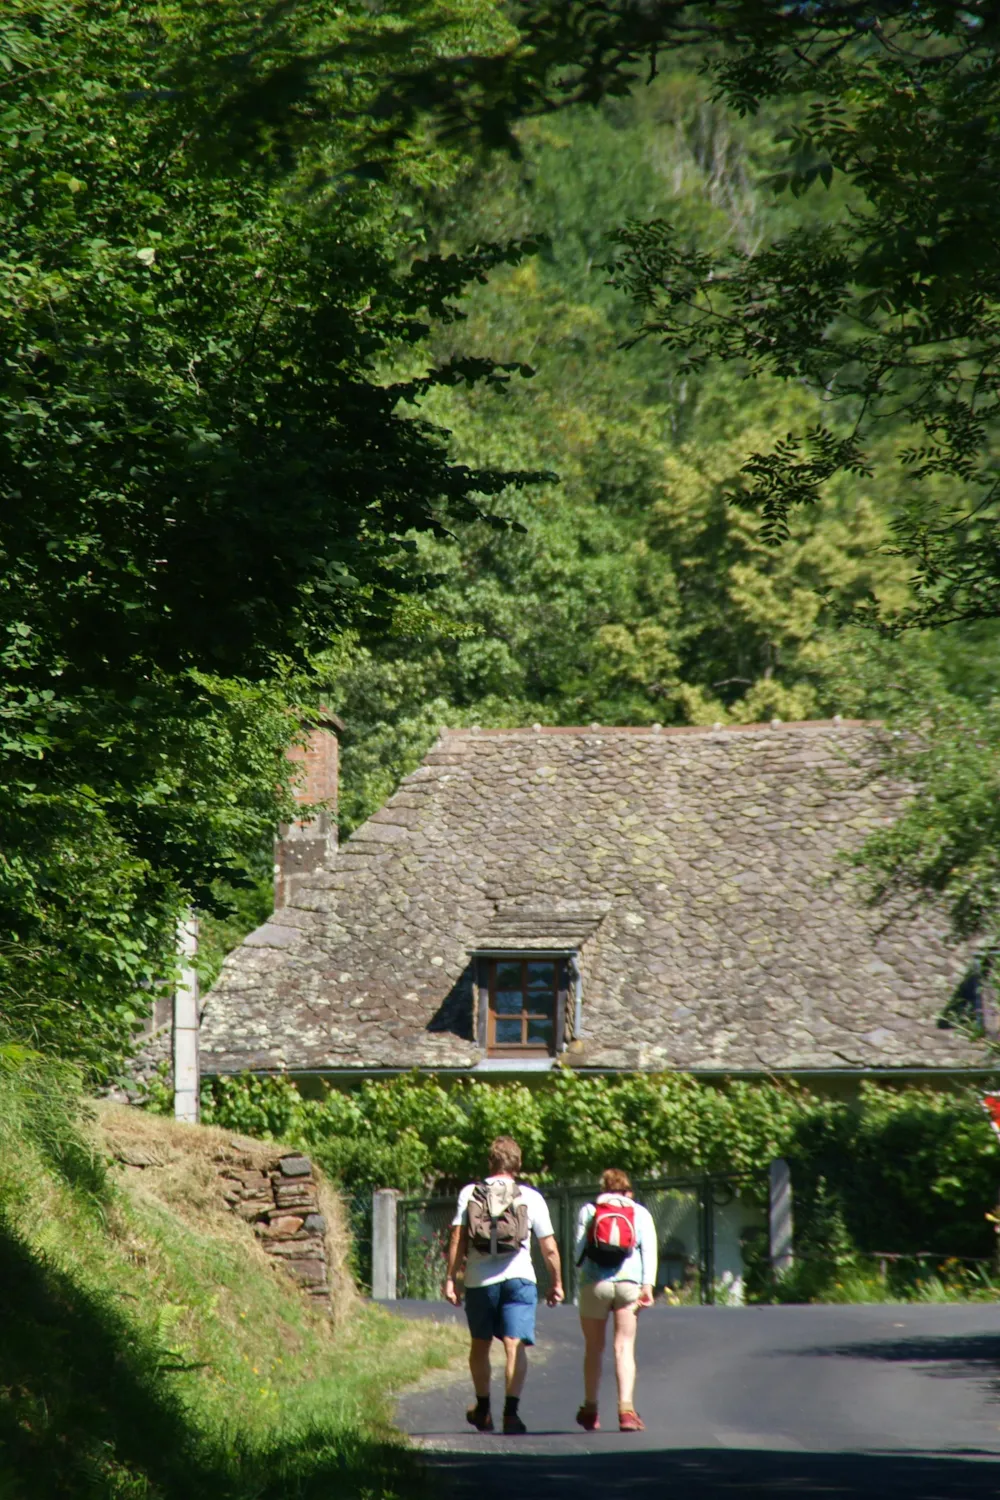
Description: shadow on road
xmin=422 ymin=1446 xmax=1000 ymax=1499
xmin=793 ymin=1332 xmax=1000 ymax=1399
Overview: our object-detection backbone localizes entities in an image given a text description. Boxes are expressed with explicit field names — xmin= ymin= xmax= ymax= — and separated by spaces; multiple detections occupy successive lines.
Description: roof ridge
xmin=442 ymin=718 xmax=873 ymax=739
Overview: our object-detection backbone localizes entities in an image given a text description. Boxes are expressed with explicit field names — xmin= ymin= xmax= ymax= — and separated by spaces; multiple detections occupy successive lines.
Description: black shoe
xmin=466 ymin=1404 xmax=494 ymax=1432
xmin=502 ymin=1410 xmax=527 ymax=1435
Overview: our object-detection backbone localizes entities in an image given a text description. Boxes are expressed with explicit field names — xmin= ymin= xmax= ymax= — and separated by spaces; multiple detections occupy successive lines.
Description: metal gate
xmin=395 ymin=1173 xmax=765 ymax=1304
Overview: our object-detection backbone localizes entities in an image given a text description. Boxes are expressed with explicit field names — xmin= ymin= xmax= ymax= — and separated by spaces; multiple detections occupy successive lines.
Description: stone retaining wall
xmin=218 ymin=1149 xmax=331 ymax=1308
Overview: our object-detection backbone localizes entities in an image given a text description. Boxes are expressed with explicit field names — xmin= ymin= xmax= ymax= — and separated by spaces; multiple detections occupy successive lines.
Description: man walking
xmin=444 ymin=1134 xmax=564 ymax=1434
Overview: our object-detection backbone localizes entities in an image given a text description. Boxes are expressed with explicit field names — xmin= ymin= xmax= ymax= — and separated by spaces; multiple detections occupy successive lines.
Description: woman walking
xmin=574 ymin=1168 xmax=657 ymax=1433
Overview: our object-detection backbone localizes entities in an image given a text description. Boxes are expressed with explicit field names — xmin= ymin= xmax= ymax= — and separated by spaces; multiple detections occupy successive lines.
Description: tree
xmin=351 ymin=1 xmax=1000 ymax=960
xmin=323 ymin=84 xmax=922 ymax=831
xmin=0 ymin=0 xmax=544 ymax=1074
xmin=365 ymin=1 xmax=1000 ymax=631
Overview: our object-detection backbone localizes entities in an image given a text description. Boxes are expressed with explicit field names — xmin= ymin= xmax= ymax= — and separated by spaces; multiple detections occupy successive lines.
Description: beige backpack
xmin=466 ymin=1179 xmax=530 ymax=1256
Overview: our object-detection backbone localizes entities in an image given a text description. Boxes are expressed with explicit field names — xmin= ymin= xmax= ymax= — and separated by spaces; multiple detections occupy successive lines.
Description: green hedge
xmin=197 ymin=1071 xmax=1000 ymax=1265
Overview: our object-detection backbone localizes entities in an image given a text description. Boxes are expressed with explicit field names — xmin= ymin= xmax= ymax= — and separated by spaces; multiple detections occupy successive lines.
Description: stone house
xmin=199 ymin=720 xmax=993 ymax=1088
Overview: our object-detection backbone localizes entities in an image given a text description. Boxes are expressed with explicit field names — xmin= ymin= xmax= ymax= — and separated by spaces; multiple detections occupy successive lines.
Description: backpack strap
xmin=576 ymin=1201 xmax=596 ymax=1266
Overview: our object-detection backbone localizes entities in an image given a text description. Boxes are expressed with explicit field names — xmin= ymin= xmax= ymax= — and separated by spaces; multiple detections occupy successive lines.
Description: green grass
xmin=0 ymin=1050 xmax=463 ymax=1500
xmin=814 ymin=1265 xmax=1000 ymax=1305
xmin=760 ymin=1256 xmax=1000 ymax=1306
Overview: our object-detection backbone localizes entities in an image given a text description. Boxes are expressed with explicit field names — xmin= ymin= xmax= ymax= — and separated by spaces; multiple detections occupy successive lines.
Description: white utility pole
xmin=173 ymin=913 xmax=200 ymax=1122
xmin=371 ymin=1189 xmax=400 ymax=1300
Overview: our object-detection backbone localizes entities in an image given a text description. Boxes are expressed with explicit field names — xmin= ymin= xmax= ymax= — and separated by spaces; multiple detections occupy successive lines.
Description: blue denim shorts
xmin=465 ymin=1277 xmax=538 ymax=1344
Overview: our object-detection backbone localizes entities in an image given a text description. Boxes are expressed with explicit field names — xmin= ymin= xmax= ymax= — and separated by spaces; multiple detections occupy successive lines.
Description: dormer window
xmin=469 ymin=909 xmax=602 ymax=1062
xmin=470 ymin=951 xmax=576 ymax=1058
xmin=489 ymin=958 xmax=559 ymax=1054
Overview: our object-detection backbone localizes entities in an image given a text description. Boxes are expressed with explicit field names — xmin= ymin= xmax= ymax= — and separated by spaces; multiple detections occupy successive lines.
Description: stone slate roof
xmin=471 ymin=907 xmax=609 ymax=952
xmin=200 ymin=722 xmax=989 ymax=1076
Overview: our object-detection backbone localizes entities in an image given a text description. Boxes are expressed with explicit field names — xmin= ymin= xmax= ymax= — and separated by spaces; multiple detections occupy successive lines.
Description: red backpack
xmin=582 ymin=1195 xmax=637 ymax=1269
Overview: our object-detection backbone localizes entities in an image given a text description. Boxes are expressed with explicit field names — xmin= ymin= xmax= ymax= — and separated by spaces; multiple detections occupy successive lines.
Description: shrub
xmin=198 ymin=1069 xmax=1000 ymax=1267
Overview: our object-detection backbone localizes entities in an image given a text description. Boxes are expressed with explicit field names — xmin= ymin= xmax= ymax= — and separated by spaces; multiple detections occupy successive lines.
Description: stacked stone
xmin=219 ymin=1150 xmax=330 ymax=1308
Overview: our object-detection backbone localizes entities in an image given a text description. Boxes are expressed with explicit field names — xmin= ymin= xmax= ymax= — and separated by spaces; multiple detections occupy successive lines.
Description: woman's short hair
xmin=601 ymin=1168 xmax=632 ymax=1194
xmin=488 ymin=1135 xmax=522 ymax=1175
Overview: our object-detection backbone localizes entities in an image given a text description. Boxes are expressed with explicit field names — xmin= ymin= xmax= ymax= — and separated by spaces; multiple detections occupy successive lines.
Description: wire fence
xmin=395 ymin=1173 xmax=766 ymax=1305
xmin=345 ymin=1186 xmax=376 ymax=1292
xmin=346 ymin=1182 xmax=998 ymax=1301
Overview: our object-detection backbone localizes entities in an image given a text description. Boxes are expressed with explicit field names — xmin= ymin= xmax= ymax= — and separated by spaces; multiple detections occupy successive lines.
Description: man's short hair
xmin=488 ymin=1135 xmax=522 ymax=1175
xmin=601 ymin=1167 xmax=632 ymax=1194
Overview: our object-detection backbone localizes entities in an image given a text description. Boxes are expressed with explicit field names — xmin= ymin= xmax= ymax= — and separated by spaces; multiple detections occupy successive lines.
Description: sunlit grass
xmin=770 ymin=1257 xmax=1000 ymax=1306
xmin=0 ymin=1067 xmax=463 ymax=1500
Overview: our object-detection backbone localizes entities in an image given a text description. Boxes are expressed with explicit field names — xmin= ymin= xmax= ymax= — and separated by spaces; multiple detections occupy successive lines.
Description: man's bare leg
xmin=499 ymin=1337 xmax=528 ymax=1433
xmin=502 ymin=1336 xmax=527 ymax=1396
xmin=469 ymin=1337 xmax=492 ymax=1397
xmin=465 ymin=1337 xmax=495 ymax=1431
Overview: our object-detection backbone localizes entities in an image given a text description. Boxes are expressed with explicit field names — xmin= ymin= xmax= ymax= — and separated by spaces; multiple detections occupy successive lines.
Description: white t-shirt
xmin=452 ymin=1177 xmax=555 ymax=1288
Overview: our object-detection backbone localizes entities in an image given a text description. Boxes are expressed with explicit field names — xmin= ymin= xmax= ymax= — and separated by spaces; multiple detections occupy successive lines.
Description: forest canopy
xmin=325 ymin=0 xmax=1000 ymax=975
xmin=2 ymin=0 xmax=1000 ymax=1075
xmin=0 ymin=0 xmax=543 ymax=1070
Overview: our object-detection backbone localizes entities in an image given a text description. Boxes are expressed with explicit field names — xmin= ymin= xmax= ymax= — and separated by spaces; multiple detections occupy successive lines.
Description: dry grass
xmin=95 ymin=1101 xmax=358 ymax=1321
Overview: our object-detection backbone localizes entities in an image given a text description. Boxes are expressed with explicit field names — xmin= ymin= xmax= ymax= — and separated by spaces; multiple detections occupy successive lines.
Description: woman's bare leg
xmin=612 ymin=1304 xmax=639 ymax=1411
xmin=580 ymin=1315 xmax=607 ymax=1406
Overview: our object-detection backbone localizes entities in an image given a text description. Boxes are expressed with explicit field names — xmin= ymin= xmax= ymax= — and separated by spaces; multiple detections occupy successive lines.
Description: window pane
xmin=495 ymin=1018 xmax=523 ymax=1045
xmin=495 ymin=962 xmax=522 ymax=990
xmin=526 ymin=1017 xmax=553 ymax=1047
xmin=526 ymin=961 xmax=555 ymax=991
xmin=494 ymin=990 xmax=523 ymax=1016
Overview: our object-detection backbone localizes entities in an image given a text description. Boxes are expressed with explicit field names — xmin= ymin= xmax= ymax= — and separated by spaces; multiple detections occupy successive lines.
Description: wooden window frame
xmin=486 ymin=956 xmax=563 ymax=1057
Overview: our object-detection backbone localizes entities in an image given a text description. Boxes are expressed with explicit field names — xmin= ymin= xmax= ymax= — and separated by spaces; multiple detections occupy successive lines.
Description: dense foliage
xmin=0 ymin=0 xmax=546 ymax=1073
xmin=608 ymin=36 xmax=1000 ymax=633
xmin=376 ymin=0 xmax=1000 ymax=631
xmin=348 ymin=1 xmax=1000 ymax=954
xmin=200 ymin=1071 xmax=1000 ymax=1266
xmin=315 ymin=74 xmax=1000 ymax=837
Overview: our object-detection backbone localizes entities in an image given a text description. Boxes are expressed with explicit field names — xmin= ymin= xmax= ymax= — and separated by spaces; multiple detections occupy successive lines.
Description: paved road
xmin=394 ymin=1301 xmax=1000 ymax=1498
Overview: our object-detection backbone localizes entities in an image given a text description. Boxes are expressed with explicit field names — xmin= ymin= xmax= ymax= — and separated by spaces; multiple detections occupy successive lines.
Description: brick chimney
xmin=274 ymin=708 xmax=342 ymax=909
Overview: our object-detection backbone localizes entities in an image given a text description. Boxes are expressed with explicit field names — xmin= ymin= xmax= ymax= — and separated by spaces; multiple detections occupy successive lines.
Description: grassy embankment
xmin=0 ymin=1049 xmax=462 ymax=1500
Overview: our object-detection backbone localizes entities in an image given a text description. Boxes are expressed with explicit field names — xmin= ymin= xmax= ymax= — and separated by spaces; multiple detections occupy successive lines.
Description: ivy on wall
xmin=195 ymin=1070 xmax=1000 ymax=1262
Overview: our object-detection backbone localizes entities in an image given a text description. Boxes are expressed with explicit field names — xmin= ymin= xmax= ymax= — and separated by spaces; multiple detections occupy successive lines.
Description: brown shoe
xmin=576 ymin=1404 xmax=601 ymax=1432
xmin=466 ymin=1404 xmax=494 ymax=1432
xmin=618 ymin=1408 xmax=645 ymax=1432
